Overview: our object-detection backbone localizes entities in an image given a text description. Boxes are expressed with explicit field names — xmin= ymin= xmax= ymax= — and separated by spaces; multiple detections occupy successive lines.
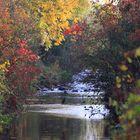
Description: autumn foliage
xmin=63 ymin=23 xmax=84 ymax=35
xmin=6 ymin=40 xmax=40 ymax=97
xmin=1 ymin=0 xmax=139 ymax=138
xmin=0 ymin=0 xmax=91 ymax=130
xmin=0 ymin=0 xmax=40 ymax=127
xmin=80 ymin=0 xmax=140 ymax=139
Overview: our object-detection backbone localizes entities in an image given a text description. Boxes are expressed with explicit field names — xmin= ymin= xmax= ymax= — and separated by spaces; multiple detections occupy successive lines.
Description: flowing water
xmin=16 ymin=110 xmax=110 ymax=140
xmin=4 ymin=97 xmax=110 ymax=140
xmin=4 ymin=70 xmax=110 ymax=140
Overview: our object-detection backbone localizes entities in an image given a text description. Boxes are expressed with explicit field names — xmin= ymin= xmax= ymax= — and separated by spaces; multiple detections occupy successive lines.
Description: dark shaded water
xmin=14 ymin=112 xmax=109 ymax=140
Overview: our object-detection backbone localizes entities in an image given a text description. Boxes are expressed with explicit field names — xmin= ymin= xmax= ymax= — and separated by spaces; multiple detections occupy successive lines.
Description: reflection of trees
xmin=17 ymin=113 xmax=40 ymax=140
xmin=16 ymin=112 xmax=108 ymax=140
xmin=79 ymin=120 xmax=105 ymax=140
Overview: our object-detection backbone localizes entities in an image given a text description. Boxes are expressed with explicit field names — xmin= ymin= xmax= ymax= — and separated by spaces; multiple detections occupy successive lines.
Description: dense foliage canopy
xmin=0 ymin=0 xmax=140 ymax=139
xmin=0 ymin=0 xmax=91 ymax=132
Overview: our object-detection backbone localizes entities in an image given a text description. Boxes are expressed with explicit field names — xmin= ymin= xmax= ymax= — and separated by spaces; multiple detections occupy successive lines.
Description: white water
xmin=37 ymin=69 xmax=102 ymax=96
xmin=28 ymin=104 xmax=109 ymax=120
xmin=34 ymin=69 xmax=108 ymax=120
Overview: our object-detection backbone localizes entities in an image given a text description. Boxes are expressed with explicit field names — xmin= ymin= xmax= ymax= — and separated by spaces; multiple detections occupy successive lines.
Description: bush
xmin=39 ymin=61 xmax=72 ymax=87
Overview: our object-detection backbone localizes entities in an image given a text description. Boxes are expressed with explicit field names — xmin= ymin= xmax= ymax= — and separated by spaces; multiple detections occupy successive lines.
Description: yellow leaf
xmin=127 ymin=57 xmax=132 ymax=63
xmin=119 ymin=64 xmax=128 ymax=71
xmin=116 ymin=83 xmax=121 ymax=88
xmin=135 ymin=48 xmax=140 ymax=57
xmin=116 ymin=76 xmax=121 ymax=83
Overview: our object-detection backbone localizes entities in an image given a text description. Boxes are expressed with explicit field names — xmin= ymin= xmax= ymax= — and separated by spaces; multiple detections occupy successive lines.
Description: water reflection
xmin=17 ymin=112 xmax=109 ymax=140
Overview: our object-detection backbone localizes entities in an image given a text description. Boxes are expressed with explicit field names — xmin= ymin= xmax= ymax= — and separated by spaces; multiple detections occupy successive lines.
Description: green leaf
xmin=136 ymin=79 xmax=140 ymax=88
xmin=134 ymin=105 xmax=140 ymax=113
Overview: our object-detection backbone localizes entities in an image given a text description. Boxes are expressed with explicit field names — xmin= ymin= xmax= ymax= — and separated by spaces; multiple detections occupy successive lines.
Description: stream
xmin=15 ymin=111 xmax=110 ymax=140
xmin=5 ymin=70 xmax=110 ymax=140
